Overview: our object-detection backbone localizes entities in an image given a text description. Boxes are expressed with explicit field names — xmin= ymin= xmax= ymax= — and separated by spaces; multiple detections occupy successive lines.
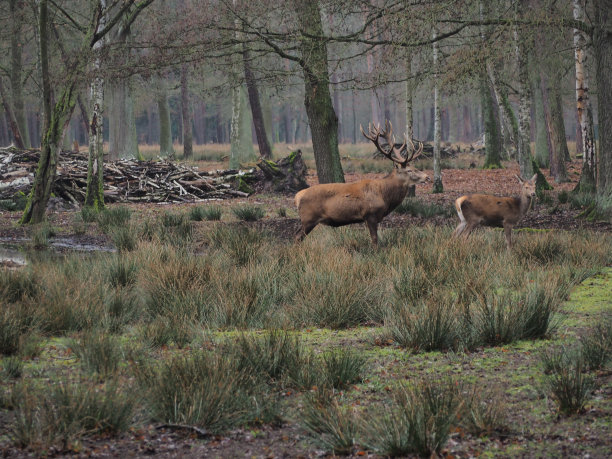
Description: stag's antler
xmin=360 ymin=120 xmax=423 ymax=168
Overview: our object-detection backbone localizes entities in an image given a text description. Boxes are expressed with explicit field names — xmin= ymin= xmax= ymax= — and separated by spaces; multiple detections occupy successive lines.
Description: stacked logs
xmin=0 ymin=147 xmax=253 ymax=204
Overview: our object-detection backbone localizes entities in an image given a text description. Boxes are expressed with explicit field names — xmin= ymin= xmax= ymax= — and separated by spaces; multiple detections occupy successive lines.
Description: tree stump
xmin=255 ymin=150 xmax=309 ymax=193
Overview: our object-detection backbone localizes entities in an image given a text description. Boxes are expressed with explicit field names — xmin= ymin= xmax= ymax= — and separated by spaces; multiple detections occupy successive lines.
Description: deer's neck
xmin=379 ymin=174 xmax=410 ymax=208
xmin=519 ymin=194 xmax=533 ymax=216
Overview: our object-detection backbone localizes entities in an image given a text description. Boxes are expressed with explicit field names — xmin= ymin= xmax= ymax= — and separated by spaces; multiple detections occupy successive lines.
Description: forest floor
xmin=1 ymin=152 xmax=611 ymax=458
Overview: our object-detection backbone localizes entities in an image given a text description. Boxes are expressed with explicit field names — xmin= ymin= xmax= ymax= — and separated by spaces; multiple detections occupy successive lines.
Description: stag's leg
xmin=453 ymin=221 xmax=467 ymax=237
xmin=462 ymin=222 xmax=478 ymax=239
xmin=453 ymin=199 xmax=467 ymax=237
xmin=504 ymin=224 xmax=513 ymax=250
xmin=365 ymin=220 xmax=379 ymax=246
xmin=295 ymin=221 xmax=317 ymax=242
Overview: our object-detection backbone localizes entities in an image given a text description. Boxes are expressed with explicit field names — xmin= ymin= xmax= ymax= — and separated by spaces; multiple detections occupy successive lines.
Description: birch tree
xmin=432 ymin=29 xmax=443 ymax=193
xmin=573 ymin=0 xmax=596 ymax=192
xmin=85 ymin=0 xmax=107 ymax=210
xmin=514 ymin=3 xmax=534 ymax=179
xmin=20 ymin=0 xmax=154 ymax=224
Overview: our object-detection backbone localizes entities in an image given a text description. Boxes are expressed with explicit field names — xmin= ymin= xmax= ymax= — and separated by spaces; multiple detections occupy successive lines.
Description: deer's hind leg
xmin=453 ymin=221 xmax=467 ymax=237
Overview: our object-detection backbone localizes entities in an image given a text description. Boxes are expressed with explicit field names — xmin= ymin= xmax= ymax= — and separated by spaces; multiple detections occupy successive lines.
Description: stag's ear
xmin=530 ymin=174 xmax=537 ymax=183
xmin=515 ymin=174 xmax=524 ymax=183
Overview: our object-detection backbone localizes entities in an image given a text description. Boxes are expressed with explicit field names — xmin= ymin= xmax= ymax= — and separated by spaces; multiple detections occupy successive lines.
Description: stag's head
xmin=360 ymin=120 xmax=429 ymax=184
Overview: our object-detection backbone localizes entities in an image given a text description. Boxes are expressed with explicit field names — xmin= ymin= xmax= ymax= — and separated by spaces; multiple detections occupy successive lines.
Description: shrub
xmin=11 ymin=381 xmax=136 ymax=449
xmin=541 ymin=347 xmax=595 ymax=415
xmin=2 ymin=356 xmax=23 ymax=379
xmin=209 ymin=225 xmax=265 ymax=266
xmin=387 ymin=298 xmax=459 ymax=352
xmin=394 ymin=198 xmax=453 ymax=218
xmin=392 ymin=264 xmax=430 ymax=304
xmin=569 ymin=192 xmax=595 ymax=210
xmin=518 ymin=281 xmax=561 ymax=340
xmin=110 ymin=225 xmax=137 ymax=252
xmin=190 ymin=205 xmax=222 ymax=221
xmin=580 ymin=317 xmax=612 ymax=371
xmin=557 ymin=190 xmax=569 ymax=204
xmin=0 ymin=269 xmax=37 ymax=303
xmin=232 ymin=205 xmax=265 ymax=221
xmin=70 ymin=332 xmax=123 ymax=377
xmin=140 ymin=316 xmax=198 ymax=349
xmin=161 ymin=211 xmax=184 ymax=227
xmin=158 ymin=212 xmax=193 ymax=245
xmin=136 ymin=351 xmax=276 ymax=433
xmin=31 ymin=222 xmax=55 ymax=248
xmin=366 ymin=379 xmax=462 ymax=457
xmin=230 ymin=330 xmax=305 ymax=383
xmin=515 ymin=233 xmax=568 ymax=264
xmin=472 ymin=292 xmax=522 ymax=346
xmin=97 ymin=207 xmax=131 ymax=232
xmin=459 ymin=389 xmax=506 ymax=436
xmin=80 ymin=206 xmax=98 ymax=223
xmin=106 ymin=257 xmax=138 ymax=288
xmin=302 ymin=391 xmax=359 ymax=455
xmin=0 ymin=305 xmax=33 ymax=356
xmin=321 ymin=349 xmax=365 ymax=390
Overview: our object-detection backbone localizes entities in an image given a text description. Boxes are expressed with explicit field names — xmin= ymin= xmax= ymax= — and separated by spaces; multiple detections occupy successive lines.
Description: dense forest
xmin=0 ymin=0 xmax=610 ymax=219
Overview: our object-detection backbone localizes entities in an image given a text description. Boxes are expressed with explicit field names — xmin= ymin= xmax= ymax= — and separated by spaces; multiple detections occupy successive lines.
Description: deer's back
xmin=458 ymin=194 xmax=521 ymax=227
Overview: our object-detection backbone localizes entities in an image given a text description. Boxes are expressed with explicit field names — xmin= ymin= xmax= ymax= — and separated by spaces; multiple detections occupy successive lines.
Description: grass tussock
xmin=190 ymin=205 xmax=222 ymax=221
xmin=10 ymin=381 xmax=135 ymax=450
xmin=69 ymin=332 xmax=123 ymax=378
xmin=232 ymin=205 xmax=265 ymax=221
xmin=394 ymin=198 xmax=453 ymax=218
xmin=136 ymin=351 xmax=277 ymax=433
xmin=302 ymin=390 xmax=360 ymax=455
xmin=97 ymin=206 xmax=131 ymax=233
xmin=541 ymin=347 xmax=596 ymax=415
xmin=366 ymin=379 xmax=463 ymax=457
xmin=580 ymin=316 xmax=612 ymax=370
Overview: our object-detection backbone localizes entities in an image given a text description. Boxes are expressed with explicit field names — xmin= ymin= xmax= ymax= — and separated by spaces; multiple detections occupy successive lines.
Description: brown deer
xmin=295 ymin=121 xmax=428 ymax=246
xmin=453 ymin=174 xmax=537 ymax=249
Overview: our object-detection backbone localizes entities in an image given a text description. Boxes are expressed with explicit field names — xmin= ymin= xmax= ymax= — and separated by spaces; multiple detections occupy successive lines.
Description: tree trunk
xmin=593 ymin=0 xmax=612 ymax=194
xmin=9 ymin=0 xmax=29 ymax=148
xmin=514 ymin=10 xmax=534 ymax=179
xmin=157 ymin=81 xmax=174 ymax=158
xmin=573 ymin=0 xmax=596 ymax=192
xmin=85 ymin=0 xmax=107 ymax=210
xmin=294 ymin=0 xmax=344 ymax=183
xmin=180 ymin=63 xmax=193 ymax=160
xmin=0 ymin=78 xmax=25 ymax=149
xmin=540 ymin=74 xmax=568 ymax=183
xmin=21 ymin=0 xmax=77 ymax=224
xmin=108 ymin=78 xmax=138 ymax=160
xmin=432 ymin=30 xmax=443 ymax=193
xmin=481 ymin=77 xmax=502 ymax=169
xmin=243 ymin=48 xmax=272 ymax=159
xmin=405 ymin=57 xmax=415 ymax=140
xmin=405 ymin=55 xmax=416 ymax=197
xmin=230 ymin=84 xmax=256 ymax=168
xmin=533 ymin=76 xmax=549 ymax=168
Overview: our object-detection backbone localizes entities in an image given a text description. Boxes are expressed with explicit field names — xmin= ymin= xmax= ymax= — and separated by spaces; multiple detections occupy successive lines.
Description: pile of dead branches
xmin=0 ymin=147 xmax=253 ymax=204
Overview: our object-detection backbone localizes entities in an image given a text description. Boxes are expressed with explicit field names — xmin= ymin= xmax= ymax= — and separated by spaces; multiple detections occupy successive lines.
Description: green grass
xmin=232 ymin=205 xmax=265 ymax=221
xmin=1 ymin=215 xmax=611 ymax=455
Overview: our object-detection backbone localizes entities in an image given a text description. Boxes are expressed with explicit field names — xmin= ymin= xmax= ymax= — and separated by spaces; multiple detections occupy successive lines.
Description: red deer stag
xmin=295 ymin=121 xmax=428 ymax=246
xmin=453 ymin=174 xmax=537 ymax=249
